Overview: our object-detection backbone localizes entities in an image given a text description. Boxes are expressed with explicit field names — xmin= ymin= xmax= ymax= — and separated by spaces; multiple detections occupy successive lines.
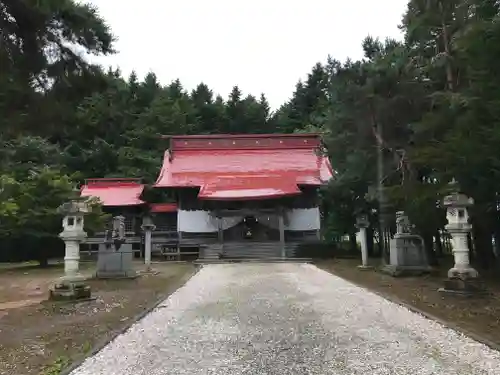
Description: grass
xmin=0 ymin=261 xmax=196 ymax=375
xmin=0 ymin=261 xmax=38 ymax=268
xmin=41 ymin=357 xmax=71 ymax=375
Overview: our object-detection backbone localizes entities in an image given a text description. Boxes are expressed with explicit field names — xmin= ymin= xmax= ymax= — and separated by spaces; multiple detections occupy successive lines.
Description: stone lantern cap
xmin=57 ymin=199 xmax=90 ymax=215
xmin=355 ymin=214 xmax=369 ymax=229
xmin=443 ymin=193 xmax=474 ymax=208
xmin=443 ymin=180 xmax=473 ymax=208
xmin=141 ymin=215 xmax=156 ymax=231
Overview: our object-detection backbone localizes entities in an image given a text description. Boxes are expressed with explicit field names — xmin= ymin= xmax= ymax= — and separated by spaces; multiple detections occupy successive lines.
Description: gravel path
xmin=70 ymin=263 xmax=500 ymax=375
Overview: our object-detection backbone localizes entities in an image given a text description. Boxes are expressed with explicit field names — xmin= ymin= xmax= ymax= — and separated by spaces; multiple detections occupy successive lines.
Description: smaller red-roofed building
xmin=81 ymin=178 xmax=145 ymax=207
xmin=80 ymin=133 xmax=333 ymax=260
xmin=79 ymin=178 xmax=178 ymax=255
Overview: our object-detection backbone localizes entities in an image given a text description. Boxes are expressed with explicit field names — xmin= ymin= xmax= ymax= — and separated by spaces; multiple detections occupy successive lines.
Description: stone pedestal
xmin=144 ymin=229 xmax=153 ymax=270
xmin=62 ymin=238 xmax=82 ymax=277
xmin=440 ymin=277 xmax=486 ymax=296
xmin=49 ymin=201 xmax=92 ymax=301
xmin=381 ymin=211 xmax=431 ymax=277
xmin=49 ymin=278 xmax=91 ymax=301
xmin=446 ymin=231 xmax=478 ymax=279
xmin=357 ymin=227 xmax=372 ymax=270
xmin=96 ymin=243 xmax=137 ymax=279
xmin=382 ymin=234 xmax=432 ymax=276
xmin=141 ymin=216 xmax=156 ymax=272
xmin=356 ymin=214 xmax=372 ymax=270
xmin=96 ymin=215 xmax=137 ymax=279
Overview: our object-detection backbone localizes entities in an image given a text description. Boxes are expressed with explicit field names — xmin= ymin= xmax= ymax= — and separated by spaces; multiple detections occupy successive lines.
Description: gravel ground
xmin=69 ymin=263 xmax=500 ymax=375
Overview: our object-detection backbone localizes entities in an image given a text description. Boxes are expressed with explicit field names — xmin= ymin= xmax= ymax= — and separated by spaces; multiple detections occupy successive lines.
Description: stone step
xmin=201 ymin=242 xmax=298 ymax=259
xmin=194 ymin=258 xmax=312 ymax=265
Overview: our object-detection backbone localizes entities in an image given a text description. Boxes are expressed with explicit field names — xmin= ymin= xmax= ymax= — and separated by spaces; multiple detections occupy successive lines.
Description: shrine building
xmin=80 ymin=133 xmax=334 ymax=260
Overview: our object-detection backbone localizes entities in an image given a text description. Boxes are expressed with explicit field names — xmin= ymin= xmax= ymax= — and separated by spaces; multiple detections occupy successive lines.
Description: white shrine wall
xmin=285 ymin=208 xmax=321 ymax=231
xmin=177 ymin=207 xmax=321 ymax=233
xmin=177 ymin=210 xmax=242 ymax=233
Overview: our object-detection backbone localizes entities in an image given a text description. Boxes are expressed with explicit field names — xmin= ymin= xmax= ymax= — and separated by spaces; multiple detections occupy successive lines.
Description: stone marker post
xmin=141 ymin=215 xmax=156 ymax=271
xmin=439 ymin=180 xmax=485 ymax=295
xmin=355 ymin=214 xmax=371 ymax=269
xmin=49 ymin=199 xmax=91 ymax=301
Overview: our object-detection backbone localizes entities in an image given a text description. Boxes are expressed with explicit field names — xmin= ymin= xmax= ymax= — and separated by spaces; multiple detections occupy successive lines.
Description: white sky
xmin=87 ymin=0 xmax=407 ymax=109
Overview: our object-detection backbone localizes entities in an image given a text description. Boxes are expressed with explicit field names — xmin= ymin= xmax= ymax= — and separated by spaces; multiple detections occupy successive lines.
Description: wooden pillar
xmin=177 ymin=198 xmax=182 ymax=251
xmin=217 ymin=216 xmax=223 ymax=252
xmin=278 ymin=213 xmax=285 ymax=258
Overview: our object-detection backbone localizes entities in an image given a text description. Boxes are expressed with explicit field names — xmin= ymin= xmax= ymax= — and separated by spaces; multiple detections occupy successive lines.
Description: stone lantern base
xmin=49 ymin=276 xmax=92 ymax=302
xmin=357 ymin=264 xmax=373 ymax=270
xmin=438 ymin=274 xmax=488 ymax=297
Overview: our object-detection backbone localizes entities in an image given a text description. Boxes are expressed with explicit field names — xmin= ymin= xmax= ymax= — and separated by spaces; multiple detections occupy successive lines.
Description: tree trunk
xmin=38 ymin=256 xmax=49 ymax=268
xmin=423 ymin=232 xmax=438 ymax=266
xmin=471 ymin=198 xmax=496 ymax=270
xmin=367 ymin=227 xmax=375 ymax=257
xmin=349 ymin=232 xmax=357 ymax=252
xmin=377 ymin=225 xmax=384 ymax=257
xmin=435 ymin=230 xmax=443 ymax=257
xmin=439 ymin=1 xmax=455 ymax=91
xmin=493 ymin=207 xmax=500 ymax=261
xmin=467 ymin=233 xmax=475 ymax=264
xmin=472 ymin=221 xmax=494 ymax=270
xmin=36 ymin=238 xmax=50 ymax=268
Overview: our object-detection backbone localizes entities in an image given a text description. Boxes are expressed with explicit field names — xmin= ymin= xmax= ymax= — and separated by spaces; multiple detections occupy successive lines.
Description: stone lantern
xmin=439 ymin=180 xmax=485 ymax=295
xmin=355 ymin=214 xmax=371 ymax=269
xmin=141 ymin=214 xmax=156 ymax=271
xmin=49 ymin=199 xmax=91 ymax=301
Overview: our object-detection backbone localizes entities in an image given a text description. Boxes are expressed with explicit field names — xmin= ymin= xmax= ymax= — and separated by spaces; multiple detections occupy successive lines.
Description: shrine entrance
xmin=213 ymin=208 xmax=286 ymax=258
xmin=222 ymin=215 xmax=281 ymax=242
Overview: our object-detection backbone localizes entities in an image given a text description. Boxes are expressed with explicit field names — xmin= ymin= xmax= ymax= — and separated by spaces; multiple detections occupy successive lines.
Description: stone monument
xmin=381 ymin=211 xmax=431 ymax=276
xmin=96 ymin=215 xmax=137 ymax=279
xmin=439 ymin=180 xmax=486 ymax=296
xmin=141 ymin=215 xmax=156 ymax=272
xmin=49 ymin=199 xmax=92 ymax=301
xmin=355 ymin=214 xmax=371 ymax=269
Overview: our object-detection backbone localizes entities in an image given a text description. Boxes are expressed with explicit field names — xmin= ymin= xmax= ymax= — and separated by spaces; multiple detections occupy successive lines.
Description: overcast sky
xmin=87 ymin=0 xmax=408 ymax=109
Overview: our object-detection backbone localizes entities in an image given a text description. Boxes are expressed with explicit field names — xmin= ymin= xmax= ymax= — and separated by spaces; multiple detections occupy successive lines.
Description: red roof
xmin=150 ymin=203 xmax=178 ymax=213
xmin=198 ymin=176 xmax=302 ymax=200
xmin=155 ymin=134 xmax=334 ymax=200
xmin=80 ymin=178 xmax=145 ymax=206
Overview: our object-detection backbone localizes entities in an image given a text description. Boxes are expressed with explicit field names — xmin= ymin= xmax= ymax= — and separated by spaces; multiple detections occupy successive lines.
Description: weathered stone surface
xmin=52 ymin=200 xmax=91 ymax=301
xmin=96 ymin=244 xmax=136 ymax=279
xmin=70 ymin=264 xmax=500 ymax=375
xmin=439 ymin=277 xmax=488 ymax=297
xmin=381 ymin=263 xmax=432 ymax=277
xmin=384 ymin=212 xmax=431 ymax=276
xmin=441 ymin=185 xmax=483 ymax=293
xmin=390 ymin=237 xmax=426 ymax=265
xmin=49 ymin=282 xmax=91 ymax=301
